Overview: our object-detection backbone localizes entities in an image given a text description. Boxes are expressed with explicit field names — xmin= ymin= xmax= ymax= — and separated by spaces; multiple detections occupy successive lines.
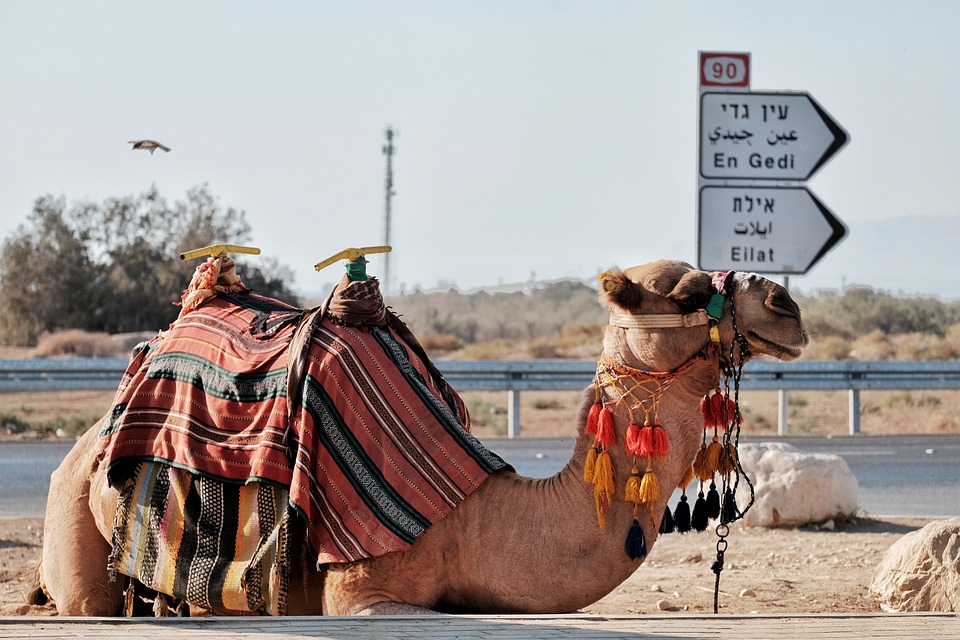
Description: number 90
xmin=701 ymin=54 xmax=749 ymax=87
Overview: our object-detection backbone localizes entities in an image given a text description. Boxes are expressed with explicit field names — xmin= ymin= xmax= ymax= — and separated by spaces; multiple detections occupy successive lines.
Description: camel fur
xmin=34 ymin=260 xmax=807 ymax=615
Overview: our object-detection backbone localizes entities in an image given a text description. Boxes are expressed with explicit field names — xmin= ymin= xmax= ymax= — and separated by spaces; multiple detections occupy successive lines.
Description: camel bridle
xmin=595 ymin=269 xmax=755 ymax=614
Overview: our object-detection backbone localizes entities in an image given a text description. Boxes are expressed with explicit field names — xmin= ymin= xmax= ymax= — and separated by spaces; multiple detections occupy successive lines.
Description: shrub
xmin=33 ymin=330 xmax=119 ymax=357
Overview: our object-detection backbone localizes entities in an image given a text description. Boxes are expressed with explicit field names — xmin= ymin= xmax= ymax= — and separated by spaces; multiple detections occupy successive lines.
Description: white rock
xmin=739 ymin=588 xmax=757 ymax=598
xmin=821 ymin=519 xmax=836 ymax=531
xmin=655 ymin=599 xmax=672 ymax=611
xmin=870 ymin=518 xmax=960 ymax=612
xmin=735 ymin=442 xmax=858 ymax=527
xmin=650 ymin=584 xmax=663 ymax=593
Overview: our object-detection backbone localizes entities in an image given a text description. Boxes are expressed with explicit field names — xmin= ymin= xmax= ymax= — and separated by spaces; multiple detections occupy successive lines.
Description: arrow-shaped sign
xmin=697 ymin=186 xmax=847 ymax=274
xmin=700 ymin=91 xmax=849 ymax=181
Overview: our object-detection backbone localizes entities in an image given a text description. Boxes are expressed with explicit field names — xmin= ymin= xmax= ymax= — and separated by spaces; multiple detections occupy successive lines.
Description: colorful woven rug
xmin=100 ymin=279 xmax=508 ymax=612
xmin=109 ymin=460 xmax=290 ymax=614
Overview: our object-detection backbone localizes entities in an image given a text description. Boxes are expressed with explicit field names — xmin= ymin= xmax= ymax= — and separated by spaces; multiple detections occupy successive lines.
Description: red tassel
xmin=625 ymin=422 xmax=642 ymax=456
xmin=586 ymin=402 xmax=601 ymax=436
xmin=651 ymin=423 xmax=670 ymax=457
xmin=710 ymin=390 xmax=726 ymax=426
xmin=595 ymin=406 xmax=616 ymax=447
xmin=724 ymin=396 xmax=739 ymax=426
xmin=638 ymin=421 xmax=655 ymax=457
xmin=700 ymin=394 xmax=715 ymax=428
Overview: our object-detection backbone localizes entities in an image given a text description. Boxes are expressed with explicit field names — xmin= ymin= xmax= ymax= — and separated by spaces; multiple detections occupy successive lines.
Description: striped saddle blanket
xmin=100 ymin=284 xmax=508 ymax=613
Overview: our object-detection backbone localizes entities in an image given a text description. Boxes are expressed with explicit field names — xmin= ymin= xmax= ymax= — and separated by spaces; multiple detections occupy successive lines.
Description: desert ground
xmin=0 ymin=514 xmax=926 ymax=616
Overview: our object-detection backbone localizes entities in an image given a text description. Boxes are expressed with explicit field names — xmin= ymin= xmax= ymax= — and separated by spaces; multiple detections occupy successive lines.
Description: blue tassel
xmin=625 ymin=519 xmax=647 ymax=560
xmin=692 ymin=490 xmax=709 ymax=532
xmin=721 ymin=487 xmax=739 ymax=524
xmin=673 ymin=494 xmax=692 ymax=533
xmin=659 ymin=504 xmax=676 ymax=534
xmin=706 ymin=481 xmax=721 ymax=520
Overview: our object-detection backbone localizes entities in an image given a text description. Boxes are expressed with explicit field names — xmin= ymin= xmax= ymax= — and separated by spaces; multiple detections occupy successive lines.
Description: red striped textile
xmin=100 ymin=291 xmax=507 ymax=565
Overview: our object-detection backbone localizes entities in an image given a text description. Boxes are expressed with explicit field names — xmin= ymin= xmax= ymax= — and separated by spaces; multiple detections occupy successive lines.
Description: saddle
xmin=101 ymin=260 xmax=508 ymax=614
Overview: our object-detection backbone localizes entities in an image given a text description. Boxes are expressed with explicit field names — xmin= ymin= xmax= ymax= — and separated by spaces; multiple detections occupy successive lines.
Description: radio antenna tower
xmin=381 ymin=127 xmax=396 ymax=294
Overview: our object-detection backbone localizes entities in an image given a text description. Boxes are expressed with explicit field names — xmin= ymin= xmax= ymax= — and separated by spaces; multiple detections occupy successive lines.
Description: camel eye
xmin=767 ymin=290 xmax=800 ymax=316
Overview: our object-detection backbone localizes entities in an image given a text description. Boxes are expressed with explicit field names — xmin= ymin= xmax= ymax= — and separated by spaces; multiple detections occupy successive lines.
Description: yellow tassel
xmin=583 ymin=446 xmax=598 ymax=483
xmin=625 ymin=467 xmax=642 ymax=504
xmin=678 ymin=464 xmax=695 ymax=490
xmin=593 ymin=451 xmax=615 ymax=528
xmin=639 ymin=467 xmax=661 ymax=504
xmin=705 ymin=435 xmax=723 ymax=473
xmin=693 ymin=442 xmax=711 ymax=482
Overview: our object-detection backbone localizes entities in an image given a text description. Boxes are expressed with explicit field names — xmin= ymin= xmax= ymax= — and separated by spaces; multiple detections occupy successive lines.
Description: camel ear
xmin=665 ymin=271 xmax=713 ymax=313
xmin=599 ymin=269 xmax=643 ymax=311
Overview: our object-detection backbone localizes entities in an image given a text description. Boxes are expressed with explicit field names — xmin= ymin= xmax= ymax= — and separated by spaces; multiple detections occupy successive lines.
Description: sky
xmin=2 ymin=2 xmax=959 ymax=299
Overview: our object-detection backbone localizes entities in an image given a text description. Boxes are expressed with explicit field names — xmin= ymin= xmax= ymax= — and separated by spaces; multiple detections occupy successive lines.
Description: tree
xmin=0 ymin=185 xmax=300 ymax=345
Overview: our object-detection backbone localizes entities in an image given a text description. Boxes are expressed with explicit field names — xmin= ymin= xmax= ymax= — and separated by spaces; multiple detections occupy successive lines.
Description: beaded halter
xmin=585 ymin=270 xmax=754 ymax=607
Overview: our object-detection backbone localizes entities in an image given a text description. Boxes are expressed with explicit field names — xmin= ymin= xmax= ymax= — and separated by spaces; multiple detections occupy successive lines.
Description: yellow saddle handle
xmin=180 ymin=244 xmax=262 ymax=261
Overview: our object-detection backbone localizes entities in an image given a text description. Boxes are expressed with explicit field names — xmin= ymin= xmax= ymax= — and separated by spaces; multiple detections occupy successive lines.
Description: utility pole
xmin=381 ymin=127 xmax=396 ymax=294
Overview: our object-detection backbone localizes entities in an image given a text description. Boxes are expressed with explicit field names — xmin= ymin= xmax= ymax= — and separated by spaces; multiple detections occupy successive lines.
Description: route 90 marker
xmin=696 ymin=52 xmax=849 ymax=275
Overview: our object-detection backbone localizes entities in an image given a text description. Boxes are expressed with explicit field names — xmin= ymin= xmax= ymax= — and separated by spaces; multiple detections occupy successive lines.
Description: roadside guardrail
xmin=3 ymin=359 xmax=959 ymax=437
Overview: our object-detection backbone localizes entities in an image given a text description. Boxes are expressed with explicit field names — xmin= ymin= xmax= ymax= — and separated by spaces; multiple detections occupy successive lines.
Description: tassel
xmin=705 ymin=435 xmax=723 ymax=473
xmin=593 ymin=451 xmax=615 ymax=528
xmin=724 ymin=395 xmax=739 ymax=426
xmin=700 ymin=393 xmax=716 ymax=428
xmin=595 ymin=407 xmax=616 ymax=447
xmin=659 ymin=504 xmax=676 ymax=534
xmin=693 ymin=442 xmax=711 ymax=482
xmin=721 ymin=487 xmax=739 ymax=524
xmin=625 ymin=422 xmax=642 ymax=456
xmin=706 ymin=481 xmax=721 ymax=519
xmin=583 ymin=446 xmax=598 ymax=483
xmin=678 ymin=464 xmax=695 ymax=491
xmin=692 ymin=490 xmax=709 ymax=532
xmin=710 ymin=390 xmax=727 ymax=425
xmin=639 ymin=467 xmax=661 ymax=504
xmin=586 ymin=402 xmax=601 ymax=435
xmin=651 ymin=423 xmax=670 ymax=457
xmin=726 ymin=441 xmax=740 ymax=472
xmin=638 ymin=422 xmax=655 ymax=457
xmin=624 ymin=467 xmax=642 ymax=503
xmin=674 ymin=493 xmax=692 ymax=533
xmin=625 ymin=519 xmax=647 ymax=560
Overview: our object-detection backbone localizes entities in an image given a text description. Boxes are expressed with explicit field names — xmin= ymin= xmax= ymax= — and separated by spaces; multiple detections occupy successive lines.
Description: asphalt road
xmin=1 ymin=435 xmax=957 ymax=518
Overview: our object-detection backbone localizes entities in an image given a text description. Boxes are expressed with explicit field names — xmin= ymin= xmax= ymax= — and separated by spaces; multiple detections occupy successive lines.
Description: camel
xmin=34 ymin=259 xmax=807 ymax=616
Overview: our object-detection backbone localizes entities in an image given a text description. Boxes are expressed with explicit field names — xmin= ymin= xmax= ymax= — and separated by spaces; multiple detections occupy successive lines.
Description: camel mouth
xmin=745 ymin=327 xmax=808 ymax=361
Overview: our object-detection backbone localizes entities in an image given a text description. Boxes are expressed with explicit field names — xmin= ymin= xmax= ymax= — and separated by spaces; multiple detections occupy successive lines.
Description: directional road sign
xmin=697 ymin=186 xmax=847 ymax=274
xmin=700 ymin=91 xmax=849 ymax=181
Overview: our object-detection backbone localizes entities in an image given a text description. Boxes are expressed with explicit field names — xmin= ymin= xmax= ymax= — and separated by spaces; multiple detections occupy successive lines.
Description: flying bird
xmin=129 ymin=139 xmax=171 ymax=154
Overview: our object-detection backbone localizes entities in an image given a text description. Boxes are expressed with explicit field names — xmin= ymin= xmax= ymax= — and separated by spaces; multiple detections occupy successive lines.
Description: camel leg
xmin=40 ymin=425 xmax=124 ymax=615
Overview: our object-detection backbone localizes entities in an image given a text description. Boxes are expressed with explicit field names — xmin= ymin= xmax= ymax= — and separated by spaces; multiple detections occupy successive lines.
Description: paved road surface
xmin=1 ymin=435 xmax=958 ymax=518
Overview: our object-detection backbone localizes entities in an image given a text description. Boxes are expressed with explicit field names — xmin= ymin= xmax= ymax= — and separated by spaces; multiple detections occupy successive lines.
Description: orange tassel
xmin=718 ymin=441 xmax=739 ymax=475
xmin=705 ymin=435 xmax=723 ymax=473
xmin=595 ymin=406 xmax=616 ymax=447
xmin=583 ymin=446 xmax=598 ymax=483
xmin=593 ymin=451 xmax=615 ymax=528
xmin=586 ymin=402 xmax=601 ymax=435
xmin=693 ymin=442 xmax=711 ymax=482
xmin=624 ymin=466 xmax=642 ymax=504
xmin=625 ymin=422 xmax=642 ymax=456
xmin=678 ymin=464 xmax=695 ymax=490
xmin=639 ymin=467 xmax=661 ymax=504
xmin=651 ymin=423 xmax=670 ymax=457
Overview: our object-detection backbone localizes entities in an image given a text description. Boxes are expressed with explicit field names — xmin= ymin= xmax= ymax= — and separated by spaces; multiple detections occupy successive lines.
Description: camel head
xmin=598 ymin=260 xmax=807 ymax=377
